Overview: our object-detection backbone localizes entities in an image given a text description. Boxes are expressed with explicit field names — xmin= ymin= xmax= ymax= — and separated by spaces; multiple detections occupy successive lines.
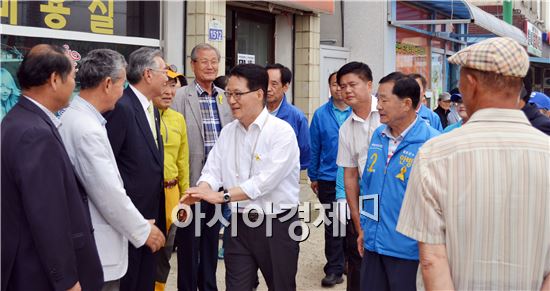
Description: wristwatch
xmin=222 ymin=189 xmax=231 ymax=203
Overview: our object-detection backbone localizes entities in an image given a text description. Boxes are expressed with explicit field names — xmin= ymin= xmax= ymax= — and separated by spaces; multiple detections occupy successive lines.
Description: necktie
xmin=147 ymin=103 xmax=158 ymax=147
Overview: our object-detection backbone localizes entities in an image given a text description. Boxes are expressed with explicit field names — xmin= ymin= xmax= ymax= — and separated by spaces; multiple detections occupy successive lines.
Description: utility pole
xmin=503 ymin=0 xmax=513 ymax=24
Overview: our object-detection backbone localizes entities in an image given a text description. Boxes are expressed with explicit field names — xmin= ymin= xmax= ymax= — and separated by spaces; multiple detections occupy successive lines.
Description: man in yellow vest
xmin=154 ymin=68 xmax=189 ymax=291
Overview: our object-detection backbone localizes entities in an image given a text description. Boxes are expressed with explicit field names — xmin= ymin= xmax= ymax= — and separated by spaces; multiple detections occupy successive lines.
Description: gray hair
xmin=126 ymin=47 xmax=163 ymax=84
xmin=77 ymin=49 xmax=127 ymax=90
xmin=190 ymin=43 xmax=220 ymax=62
xmin=438 ymin=92 xmax=451 ymax=101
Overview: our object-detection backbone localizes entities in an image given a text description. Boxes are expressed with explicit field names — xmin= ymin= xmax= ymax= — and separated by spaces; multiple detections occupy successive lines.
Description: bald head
xmin=17 ymin=44 xmax=73 ymax=90
xmin=16 ymin=44 xmax=76 ymax=112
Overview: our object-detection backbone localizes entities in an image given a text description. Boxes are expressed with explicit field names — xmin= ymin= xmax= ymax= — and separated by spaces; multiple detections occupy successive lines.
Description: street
xmin=165 ymin=184 xmax=347 ymax=291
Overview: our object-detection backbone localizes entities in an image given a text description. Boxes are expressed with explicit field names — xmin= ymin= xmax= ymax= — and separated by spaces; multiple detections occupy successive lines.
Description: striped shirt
xmin=24 ymin=96 xmax=61 ymax=128
xmin=381 ymin=116 xmax=416 ymax=165
xmin=195 ymin=81 xmax=222 ymax=157
xmin=396 ymin=108 xmax=550 ymax=290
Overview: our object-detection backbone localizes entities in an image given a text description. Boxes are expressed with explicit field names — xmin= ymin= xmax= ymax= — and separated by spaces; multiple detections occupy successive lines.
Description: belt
xmin=237 ymin=208 xmax=296 ymax=223
xmin=164 ymin=179 xmax=178 ymax=189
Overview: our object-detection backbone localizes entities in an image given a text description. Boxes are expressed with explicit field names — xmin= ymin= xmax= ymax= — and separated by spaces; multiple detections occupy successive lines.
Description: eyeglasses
xmin=194 ymin=59 xmax=219 ymax=67
xmin=226 ymin=89 xmax=258 ymax=101
xmin=148 ymin=67 xmax=168 ymax=74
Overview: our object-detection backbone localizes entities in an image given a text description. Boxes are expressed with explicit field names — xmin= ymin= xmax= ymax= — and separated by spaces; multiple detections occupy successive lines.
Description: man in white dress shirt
xmin=184 ymin=63 xmax=301 ymax=291
xmin=59 ymin=49 xmax=165 ymax=291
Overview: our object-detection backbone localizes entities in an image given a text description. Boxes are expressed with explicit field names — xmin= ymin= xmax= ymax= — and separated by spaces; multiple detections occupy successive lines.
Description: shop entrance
xmin=226 ymin=6 xmax=275 ymax=74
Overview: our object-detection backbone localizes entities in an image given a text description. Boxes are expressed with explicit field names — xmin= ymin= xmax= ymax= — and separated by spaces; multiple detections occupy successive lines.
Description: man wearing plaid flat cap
xmin=396 ymin=37 xmax=550 ymax=290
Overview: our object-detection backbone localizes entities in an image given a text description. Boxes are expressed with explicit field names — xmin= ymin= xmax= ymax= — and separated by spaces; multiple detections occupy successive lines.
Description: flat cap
xmin=448 ymin=37 xmax=529 ymax=78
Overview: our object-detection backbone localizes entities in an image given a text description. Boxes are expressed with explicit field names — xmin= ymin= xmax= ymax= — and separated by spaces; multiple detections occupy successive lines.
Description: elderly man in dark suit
xmin=104 ymin=47 xmax=167 ymax=291
xmin=171 ymin=43 xmax=233 ymax=291
xmin=1 ymin=44 xmax=103 ymax=291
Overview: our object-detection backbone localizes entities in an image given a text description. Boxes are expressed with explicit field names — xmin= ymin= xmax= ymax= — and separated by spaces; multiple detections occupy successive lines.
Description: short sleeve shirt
xmin=336 ymin=97 xmax=380 ymax=177
xmin=396 ymin=109 xmax=550 ymax=290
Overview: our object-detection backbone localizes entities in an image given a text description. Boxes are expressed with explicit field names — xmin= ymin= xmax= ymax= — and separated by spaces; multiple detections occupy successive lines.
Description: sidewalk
xmin=165 ymin=184 xmax=347 ymax=291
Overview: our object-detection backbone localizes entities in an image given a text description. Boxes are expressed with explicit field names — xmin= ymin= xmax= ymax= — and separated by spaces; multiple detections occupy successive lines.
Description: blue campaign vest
xmin=418 ymin=104 xmax=443 ymax=132
xmin=360 ymin=118 xmax=440 ymax=260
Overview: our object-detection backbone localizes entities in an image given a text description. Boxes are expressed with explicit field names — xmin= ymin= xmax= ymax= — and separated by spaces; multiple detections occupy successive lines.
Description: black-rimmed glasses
xmin=225 ymin=89 xmax=259 ymax=100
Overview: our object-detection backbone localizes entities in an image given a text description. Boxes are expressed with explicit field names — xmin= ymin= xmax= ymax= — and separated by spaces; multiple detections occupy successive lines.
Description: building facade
xmin=320 ymin=0 xmax=545 ymax=107
xmin=469 ymin=0 xmax=550 ymax=95
xmin=2 ymin=0 xmax=548 ymax=119
xmin=1 ymin=0 xmax=328 ymax=120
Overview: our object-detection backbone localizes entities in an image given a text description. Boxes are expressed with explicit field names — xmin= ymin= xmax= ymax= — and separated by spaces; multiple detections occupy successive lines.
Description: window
xmin=396 ymin=29 xmax=430 ymax=79
xmin=1 ymin=34 xmax=148 ymax=119
xmin=396 ymin=2 xmax=430 ymax=31
xmin=226 ymin=6 xmax=274 ymax=73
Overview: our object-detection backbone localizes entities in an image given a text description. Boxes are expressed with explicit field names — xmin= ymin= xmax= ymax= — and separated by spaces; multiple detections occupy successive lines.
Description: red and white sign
xmin=524 ymin=21 xmax=542 ymax=57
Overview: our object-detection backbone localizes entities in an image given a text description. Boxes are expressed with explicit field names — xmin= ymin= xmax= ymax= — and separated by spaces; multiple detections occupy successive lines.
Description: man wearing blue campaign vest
xmin=359 ymin=73 xmax=440 ymax=290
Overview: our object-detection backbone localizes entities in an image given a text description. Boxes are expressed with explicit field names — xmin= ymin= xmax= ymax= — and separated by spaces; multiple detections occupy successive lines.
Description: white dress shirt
xmin=58 ymin=95 xmax=151 ymax=281
xmin=198 ymin=108 xmax=300 ymax=214
xmin=336 ymin=96 xmax=380 ymax=176
xmin=24 ymin=95 xmax=61 ymax=128
xmin=129 ymin=84 xmax=152 ymax=114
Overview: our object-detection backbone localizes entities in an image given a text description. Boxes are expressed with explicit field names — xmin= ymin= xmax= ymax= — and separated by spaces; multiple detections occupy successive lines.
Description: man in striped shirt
xmin=397 ymin=37 xmax=550 ymax=290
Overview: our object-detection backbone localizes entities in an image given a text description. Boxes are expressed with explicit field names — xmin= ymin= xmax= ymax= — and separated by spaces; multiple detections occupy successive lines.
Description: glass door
xmin=226 ymin=6 xmax=274 ymax=73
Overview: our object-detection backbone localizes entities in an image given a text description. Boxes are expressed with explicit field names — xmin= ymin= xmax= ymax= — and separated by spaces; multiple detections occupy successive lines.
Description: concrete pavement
xmin=164 ymin=184 xmax=347 ymax=291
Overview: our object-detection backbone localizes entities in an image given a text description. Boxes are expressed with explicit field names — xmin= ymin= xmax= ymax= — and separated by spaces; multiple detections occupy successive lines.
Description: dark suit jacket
xmin=104 ymin=87 xmax=165 ymax=233
xmin=1 ymin=97 xmax=103 ymax=291
xmin=434 ymin=106 xmax=450 ymax=128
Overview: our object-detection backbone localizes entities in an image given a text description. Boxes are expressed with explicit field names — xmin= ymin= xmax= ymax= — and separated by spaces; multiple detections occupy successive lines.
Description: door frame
xmin=320 ymin=45 xmax=350 ymax=106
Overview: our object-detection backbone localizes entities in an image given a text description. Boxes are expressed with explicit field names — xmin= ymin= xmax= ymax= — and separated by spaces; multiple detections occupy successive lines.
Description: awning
xmin=228 ymin=1 xmax=334 ymax=15
xmin=391 ymin=0 xmax=527 ymax=46
xmin=530 ymin=57 xmax=550 ymax=65
xmin=281 ymin=1 xmax=334 ymax=14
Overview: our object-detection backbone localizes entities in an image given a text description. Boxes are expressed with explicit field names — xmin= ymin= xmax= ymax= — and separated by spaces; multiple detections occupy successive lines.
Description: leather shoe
xmin=321 ymin=274 xmax=344 ymax=287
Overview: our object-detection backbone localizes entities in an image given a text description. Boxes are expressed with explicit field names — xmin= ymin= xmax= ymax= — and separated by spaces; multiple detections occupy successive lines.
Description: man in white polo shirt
xmin=335 ymin=61 xmax=381 ymax=290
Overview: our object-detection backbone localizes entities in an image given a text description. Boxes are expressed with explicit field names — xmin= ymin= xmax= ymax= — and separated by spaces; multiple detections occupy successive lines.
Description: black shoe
xmin=321 ymin=274 xmax=344 ymax=287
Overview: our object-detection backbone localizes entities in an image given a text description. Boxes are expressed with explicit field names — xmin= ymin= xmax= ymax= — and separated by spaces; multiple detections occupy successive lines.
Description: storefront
xmin=524 ymin=21 xmax=550 ymax=96
xmin=222 ymin=1 xmax=324 ymax=105
xmin=389 ymin=0 xmax=528 ymax=108
xmin=392 ymin=1 xmax=466 ymax=108
xmin=183 ymin=1 xmax=331 ymax=119
xmin=1 ymin=0 xmax=331 ymax=122
xmin=1 ymin=0 xmax=161 ymax=118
